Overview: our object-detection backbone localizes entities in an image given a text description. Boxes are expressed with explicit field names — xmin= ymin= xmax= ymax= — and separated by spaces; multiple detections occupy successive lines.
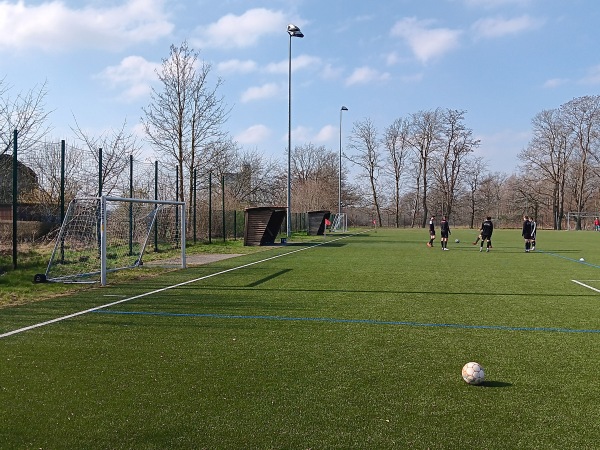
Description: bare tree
xmin=71 ymin=118 xmax=142 ymax=196
xmin=462 ymin=157 xmax=488 ymax=228
xmin=292 ymin=143 xmax=338 ymax=212
xmin=382 ymin=118 xmax=410 ymax=227
xmin=0 ymin=78 xmax=52 ymax=157
xmin=433 ymin=109 xmax=479 ymax=219
xmin=225 ymin=149 xmax=283 ymax=207
xmin=27 ymin=141 xmax=85 ymax=204
xmin=560 ymin=95 xmax=600 ymax=229
xmin=142 ymin=41 xmax=230 ymax=217
xmin=519 ymin=108 xmax=571 ymax=229
xmin=347 ymin=118 xmax=383 ymax=226
xmin=408 ymin=109 xmax=443 ymax=227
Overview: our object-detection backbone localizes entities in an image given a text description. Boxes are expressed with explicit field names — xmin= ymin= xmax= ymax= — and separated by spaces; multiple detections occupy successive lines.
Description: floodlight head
xmin=341 ymin=106 xmax=348 ymax=111
xmin=287 ymin=23 xmax=304 ymax=38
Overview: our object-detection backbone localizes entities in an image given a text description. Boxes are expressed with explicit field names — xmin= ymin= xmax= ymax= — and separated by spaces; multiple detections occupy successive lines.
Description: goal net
xmin=42 ymin=196 xmax=186 ymax=285
xmin=329 ymin=213 xmax=347 ymax=232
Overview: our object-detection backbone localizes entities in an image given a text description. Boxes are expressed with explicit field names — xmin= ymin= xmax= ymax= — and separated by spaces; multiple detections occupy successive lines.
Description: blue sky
xmin=1 ymin=0 xmax=599 ymax=173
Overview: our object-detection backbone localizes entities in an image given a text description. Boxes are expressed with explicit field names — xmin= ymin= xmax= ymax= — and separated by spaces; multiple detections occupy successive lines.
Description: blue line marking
xmin=93 ymin=310 xmax=600 ymax=334
xmin=538 ymin=249 xmax=600 ymax=268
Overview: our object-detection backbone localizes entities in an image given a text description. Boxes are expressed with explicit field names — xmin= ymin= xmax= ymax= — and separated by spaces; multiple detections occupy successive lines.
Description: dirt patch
xmin=144 ymin=253 xmax=243 ymax=267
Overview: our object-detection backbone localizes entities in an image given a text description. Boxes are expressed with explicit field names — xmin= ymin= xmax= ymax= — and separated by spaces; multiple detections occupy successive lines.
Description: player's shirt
xmin=429 ymin=219 xmax=435 ymax=234
xmin=440 ymin=219 xmax=450 ymax=236
xmin=481 ymin=220 xmax=493 ymax=237
xmin=530 ymin=221 xmax=537 ymax=238
xmin=522 ymin=220 xmax=533 ymax=238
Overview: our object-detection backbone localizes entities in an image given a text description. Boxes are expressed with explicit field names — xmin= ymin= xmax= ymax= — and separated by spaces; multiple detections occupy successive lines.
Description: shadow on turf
xmin=246 ymin=269 xmax=291 ymax=287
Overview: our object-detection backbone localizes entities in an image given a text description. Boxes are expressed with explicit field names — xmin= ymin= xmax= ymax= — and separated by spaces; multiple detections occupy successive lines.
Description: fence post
xmin=175 ymin=165 xmax=180 ymax=246
xmin=98 ymin=148 xmax=103 ymax=196
xmin=154 ymin=160 xmax=158 ymax=251
xmin=222 ymin=174 xmax=226 ymax=242
xmin=129 ymin=155 xmax=133 ymax=255
xmin=60 ymin=140 xmax=65 ymax=262
xmin=12 ymin=129 xmax=17 ymax=269
xmin=193 ymin=168 xmax=197 ymax=244
xmin=208 ymin=172 xmax=212 ymax=244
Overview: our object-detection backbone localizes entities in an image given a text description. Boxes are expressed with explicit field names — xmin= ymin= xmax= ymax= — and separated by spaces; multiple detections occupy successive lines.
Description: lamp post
xmin=287 ymin=23 xmax=303 ymax=238
xmin=339 ymin=106 xmax=348 ymax=217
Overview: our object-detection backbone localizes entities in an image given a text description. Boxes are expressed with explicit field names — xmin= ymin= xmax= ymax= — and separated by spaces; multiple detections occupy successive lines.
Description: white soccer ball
xmin=580 ymin=258 xmax=585 ymax=262
xmin=462 ymin=361 xmax=485 ymax=385
xmin=455 ymin=239 xmax=460 ymax=243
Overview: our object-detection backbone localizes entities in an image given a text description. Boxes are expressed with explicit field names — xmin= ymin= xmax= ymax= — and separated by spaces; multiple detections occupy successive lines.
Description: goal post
xmin=330 ymin=213 xmax=347 ymax=232
xmin=42 ymin=196 xmax=186 ymax=286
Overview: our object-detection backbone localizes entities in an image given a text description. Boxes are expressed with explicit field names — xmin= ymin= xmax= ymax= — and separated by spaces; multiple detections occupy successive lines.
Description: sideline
xmin=571 ymin=279 xmax=600 ymax=294
xmin=0 ymin=231 xmax=367 ymax=339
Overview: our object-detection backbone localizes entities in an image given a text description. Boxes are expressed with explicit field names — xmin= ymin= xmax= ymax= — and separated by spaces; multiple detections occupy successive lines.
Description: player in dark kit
xmin=522 ymin=215 xmax=534 ymax=252
xmin=427 ymin=216 xmax=436 ymax=247
xmin=440 ymin=216 xmax=451 ymax=250
xmin=479 ymin=216 xmax=493 ymax=252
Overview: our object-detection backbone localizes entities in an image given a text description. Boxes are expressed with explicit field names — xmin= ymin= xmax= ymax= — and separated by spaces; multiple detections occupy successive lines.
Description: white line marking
xmin=1 ymin=233 xmax=364 ymax=339
xmin=572 ymin=279 xmax=600 ymax=293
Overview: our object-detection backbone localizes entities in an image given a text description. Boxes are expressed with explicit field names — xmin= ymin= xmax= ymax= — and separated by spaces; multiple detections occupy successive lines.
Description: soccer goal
xmin=566 ymin=212 xmax=600 ymax=231
xmin=40 ymin=196 xmax=186 ymax=286
xmin=329 ymin=213 xmax=347 ymax=232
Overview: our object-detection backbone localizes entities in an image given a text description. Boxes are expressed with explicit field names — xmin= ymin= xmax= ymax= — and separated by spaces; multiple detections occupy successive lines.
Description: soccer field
xmin=1 ymin=228 xmax=599 ymax=448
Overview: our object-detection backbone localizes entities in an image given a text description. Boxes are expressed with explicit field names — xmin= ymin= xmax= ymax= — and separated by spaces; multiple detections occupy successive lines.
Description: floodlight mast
xmin=339 ymin=106 xmax=348 ymax=216
xmin=287 ymin=23 xmax=303 ymax=238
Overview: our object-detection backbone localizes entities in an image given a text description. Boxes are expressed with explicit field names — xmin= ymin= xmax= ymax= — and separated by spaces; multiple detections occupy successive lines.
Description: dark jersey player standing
xmin=480 ymin=216 xmax=494 ymax=252
xmin=427 ymin=216 xmax=436 ymax=247
xmin=440 ymin=216 xmax=451 ymax=250
xmin=522 ymin=216 xmax=534 ymax=252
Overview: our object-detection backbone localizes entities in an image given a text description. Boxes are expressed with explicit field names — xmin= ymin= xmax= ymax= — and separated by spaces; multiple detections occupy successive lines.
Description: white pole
xmin=181 ymin=204 xmax=187 ymax=269
xmin=100 ymin=196 xmax=107 ymax=286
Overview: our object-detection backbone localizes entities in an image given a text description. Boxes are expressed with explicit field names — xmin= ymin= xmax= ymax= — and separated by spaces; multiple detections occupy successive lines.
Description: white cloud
xmin=265 ymin=55 xmax=322 ymax=74
xmin=193 ymin=8 xmax=288 ymax=49
xmin=321 ymin=63 xmax=344 ymax=80
xmin=345 ymin=66 xmax=390 ymax=86
xmin=235 ymin=124 xmax=272 ymax=144
xmin=217 ymin=59 xmax=258 ymax=74
xmin=391 ymin=17 xmax=462 ymax=63
xmin=96 ymin=55 xmax=160 ymax=101
xmin=240 ymin=83 xmax=280 ymax=103
xmin=0 ymin=0 xmax=173 ymax=52
xmin=472 ymin=15 xmax=544 ymax=38
xmin=543 ymin=78 xmax=568 ymax=89
xmin=314 ymin=125 xmax=336 ymax=142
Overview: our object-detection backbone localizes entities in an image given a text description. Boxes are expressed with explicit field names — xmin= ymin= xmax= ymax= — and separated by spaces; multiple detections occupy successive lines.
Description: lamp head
xmin=287 ymin=24 xmax=304 ymax=38
xmin=341 ymin=106 xmax=348 ymax=111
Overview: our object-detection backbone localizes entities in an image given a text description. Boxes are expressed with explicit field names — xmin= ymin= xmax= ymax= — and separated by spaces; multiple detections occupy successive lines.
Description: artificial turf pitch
xmin=1 ymin=228 xmax=599 ymax=448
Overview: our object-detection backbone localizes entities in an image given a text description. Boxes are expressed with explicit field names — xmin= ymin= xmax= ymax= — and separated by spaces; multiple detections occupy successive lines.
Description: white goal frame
xmin=45 ymin=196 xmax=186 ymax=286
xmin=566 ymin=212 xmax=600 ymax=231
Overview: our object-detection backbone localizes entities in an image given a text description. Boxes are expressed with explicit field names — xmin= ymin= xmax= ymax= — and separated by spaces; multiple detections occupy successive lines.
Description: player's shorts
xmin=429 ymin=230 xmax=436 ymax=236
xmin=481 ymin=234 xmax=491 ymax=241
xmin=441 ymin=232 xmax=449 ymax=239
xmin=523 ymin=233 xmax=532 ymax=240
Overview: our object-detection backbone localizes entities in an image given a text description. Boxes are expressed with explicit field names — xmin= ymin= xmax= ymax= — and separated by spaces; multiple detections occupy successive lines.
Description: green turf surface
xmin=1 ymin=228 xmax=599 ymax=448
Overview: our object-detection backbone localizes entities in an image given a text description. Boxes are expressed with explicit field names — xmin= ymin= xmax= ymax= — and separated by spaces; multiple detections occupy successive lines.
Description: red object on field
xmin=325 ymin=218 xmax=331 ymax=226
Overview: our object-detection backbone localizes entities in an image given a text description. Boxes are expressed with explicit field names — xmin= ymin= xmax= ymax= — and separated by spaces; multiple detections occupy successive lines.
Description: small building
xmin=244 ymin=207 xmax=287 ymax=246
xmin=307 ymin=210 xmax=331 ymax=236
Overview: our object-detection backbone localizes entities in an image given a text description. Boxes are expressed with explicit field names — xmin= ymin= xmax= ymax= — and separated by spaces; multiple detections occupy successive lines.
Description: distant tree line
xmin=4 ymin=42 xmax=600 ymax=233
